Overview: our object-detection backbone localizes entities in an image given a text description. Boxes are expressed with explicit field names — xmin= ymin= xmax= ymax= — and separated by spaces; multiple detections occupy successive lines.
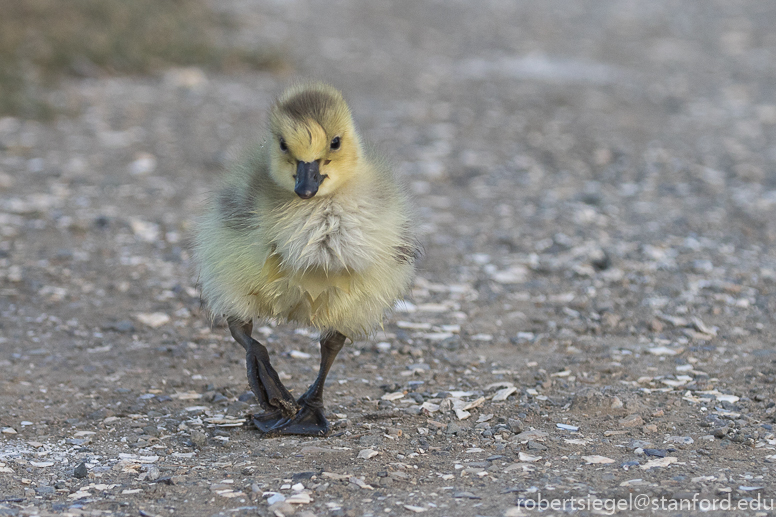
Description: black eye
xmin=279 ymin=138 xmax=288 ymax=152
xmin=330 ymin=136 xmax=341 ymax=150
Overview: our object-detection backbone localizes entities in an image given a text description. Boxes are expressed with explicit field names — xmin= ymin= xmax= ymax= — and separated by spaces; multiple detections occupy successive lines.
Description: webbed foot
xmin=255 ymin=330 xmax=347 ymax=438
xmin=251 ymin=409 xmax=285 ymax=433
xmin=255 ymin=403 xmax=330 ymax=437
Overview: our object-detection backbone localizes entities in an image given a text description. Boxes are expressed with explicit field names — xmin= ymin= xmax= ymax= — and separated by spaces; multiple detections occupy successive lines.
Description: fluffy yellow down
xmin=193 ymin=83 xmax=418 ymax=339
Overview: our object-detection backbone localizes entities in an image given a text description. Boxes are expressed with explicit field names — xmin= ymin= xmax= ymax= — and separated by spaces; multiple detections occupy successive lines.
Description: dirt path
xmin=2 ymin=1 xmax=776 ymax=516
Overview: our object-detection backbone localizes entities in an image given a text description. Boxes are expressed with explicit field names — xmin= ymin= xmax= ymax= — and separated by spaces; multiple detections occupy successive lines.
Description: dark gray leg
xmin=262 ymin=331 xmax=347 ymax=437
xmin=228 ymin=319 xmax=298 ymax=425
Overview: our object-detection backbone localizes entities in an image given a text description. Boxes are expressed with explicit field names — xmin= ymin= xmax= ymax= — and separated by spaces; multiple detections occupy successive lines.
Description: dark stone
xmin=508 ymin=419 xmax=523 ymax=433
xmin=226 ymin=400 xmax=249 ymax=415
xmin=408 ymin=392 xmax=424 ymax=403
xmin=93 ymin=215 xmax=110 ymax=228
xmin=238 ymin=391 xmax=256 ymax=403
xmin=292 ymin=472 xmax=317 ymax=482
xmin=73 ymin=462 xmax=88 ymax=479
xmin=380 ymin=383 xmax=401 ymax=392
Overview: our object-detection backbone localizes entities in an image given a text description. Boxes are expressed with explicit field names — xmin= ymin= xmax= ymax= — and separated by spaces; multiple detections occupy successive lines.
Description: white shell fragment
xmin=135 ymin=312 xmax=170 ymax=328
xmin=266 ymin=493 xmax=285 ymax=505
xmin=118 ymin=453 xmax=159 ymax=464
xmin=358 ymin=449 xmax=378 ymax=459
xmin=490 ymin=265 xmax=528 ymax=284
xmin=169 ymin=392 xmax=202 ymax=400
xmin=349 ymin=477 xmax=374 ymax=490
xmin=203 ymin=417 xmax=246 ymax=427
xmin=454 ymin=409 xmax=471 ymax=420
xmin=129 ymin=219 xmax=160 ymax=242
xmin=582 ymin=455 xmax=615 ymax=464
xmin=648 ymin=345 xmax=681 ymax=356
xmin=322 ymin=472 xmax=350 ymax=480
xmin=129 ymin=152 xmax=157 ymax=175
xmin=641 ymin=457 xmax=678 ymax=469
xmin=518 ymin=452 xmax=542 ymax=462
xmin=420 ymin=402 xmax=440 ymax=413
xmin=463 ymin=397 xmax=486 ymax=410
xmin=492 ymin=387 xmax=517 ymax=401
xmin=286 ymin=492 xmax=313 ymax=503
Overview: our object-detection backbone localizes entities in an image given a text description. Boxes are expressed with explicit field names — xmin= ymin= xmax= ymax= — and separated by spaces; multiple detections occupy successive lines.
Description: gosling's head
xmin=268 ymin=83 xmax=362 ymax=199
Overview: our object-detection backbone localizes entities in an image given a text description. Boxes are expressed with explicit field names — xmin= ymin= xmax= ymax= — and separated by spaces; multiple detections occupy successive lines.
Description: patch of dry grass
xmin=0 ymin=0 xmax=285 ymax=118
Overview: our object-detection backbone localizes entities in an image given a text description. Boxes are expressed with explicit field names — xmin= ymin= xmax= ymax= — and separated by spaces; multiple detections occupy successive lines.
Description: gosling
xmin=193 ymin=83 xmax=419 ymax=436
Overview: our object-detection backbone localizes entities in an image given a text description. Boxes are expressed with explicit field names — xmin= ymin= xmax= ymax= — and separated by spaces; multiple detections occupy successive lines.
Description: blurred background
xmin=2 ymin=0 xmax=776 ymax=411
xmin=2 ymin=0 xmax=775 ymax=243
xmin=2 ymin=1 xmax=776 ymax=513
xmin=1 ymin=0 xmax=774 ymax=313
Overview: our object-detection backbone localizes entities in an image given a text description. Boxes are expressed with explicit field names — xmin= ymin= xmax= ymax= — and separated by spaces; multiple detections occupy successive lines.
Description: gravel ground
xmin=2 ymin=1 xmax=776 ymax=516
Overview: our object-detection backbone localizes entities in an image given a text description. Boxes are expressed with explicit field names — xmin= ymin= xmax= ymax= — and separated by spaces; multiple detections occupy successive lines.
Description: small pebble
xmin=358 ymin=449 xmax=378 ymax=459
xmin=266 ymin=493 xmax=285 ymax=505
xmin=453 ymin=491 xmax=481 ymax=499
xmin=190 ymin=430 xmax=207 ymax=447
xmin=713 ymin=428 xmax=729 ymax=438
xmin=583 ymin=455 xmax=615 ymax=464
xmin=619 ymin=414 xmax=644 ymax=427
xmin=73 ymin=462 xmax=88 ymax=479
xmin=666 ymin=436 xmax=694 ymax=445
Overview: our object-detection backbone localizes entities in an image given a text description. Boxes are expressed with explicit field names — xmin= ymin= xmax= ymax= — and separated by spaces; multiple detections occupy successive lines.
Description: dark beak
xmin=294 ymin=160 xmax=323 ymax=199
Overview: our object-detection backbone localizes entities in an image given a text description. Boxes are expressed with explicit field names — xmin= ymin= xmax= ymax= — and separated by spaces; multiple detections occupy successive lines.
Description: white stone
xmin=358 ymin=449 xmax=378 ymax=459
xmin=135 ymin=312 xmax=170 ymax=329
xmin=582 ymin=455 xmax=615 ymax=464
